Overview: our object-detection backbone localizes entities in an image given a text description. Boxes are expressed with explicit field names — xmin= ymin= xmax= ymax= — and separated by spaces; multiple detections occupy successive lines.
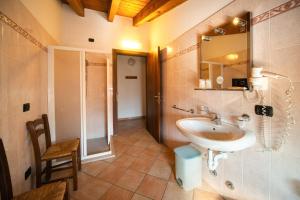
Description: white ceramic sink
xmin=176 ymin=117 xmax=256 ymax=152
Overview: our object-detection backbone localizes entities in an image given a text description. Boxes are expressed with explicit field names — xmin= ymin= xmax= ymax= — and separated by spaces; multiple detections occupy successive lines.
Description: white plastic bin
xmin=174 ymin=145 xmax=202 ymax=191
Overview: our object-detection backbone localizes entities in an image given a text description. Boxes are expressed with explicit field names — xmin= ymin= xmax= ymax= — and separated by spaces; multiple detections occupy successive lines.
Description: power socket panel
xmin=255 ymin=105 xmax=273 ymax=117
xmin=25 ymin=166 xmax=31 ymax=180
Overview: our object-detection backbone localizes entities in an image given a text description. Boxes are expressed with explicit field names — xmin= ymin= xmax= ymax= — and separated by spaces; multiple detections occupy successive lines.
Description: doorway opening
xmin=113 ymin=50 xmax=148 ymax=133
xmin=112 ymin=48 xmax=162 ymax=143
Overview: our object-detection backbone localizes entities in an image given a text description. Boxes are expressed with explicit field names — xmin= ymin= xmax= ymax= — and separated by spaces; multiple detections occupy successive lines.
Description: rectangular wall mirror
xmin=197 ymin=12 xmax=251 ymax=91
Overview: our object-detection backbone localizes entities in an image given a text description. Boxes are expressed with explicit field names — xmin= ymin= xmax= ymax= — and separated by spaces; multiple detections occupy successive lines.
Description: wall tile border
xmin=163 ymin=0 xmax=300 ymax=62
xmin=0 ymin=11 xmax=48 ymax=52
xmin=252 ymin=0 xmax=300 ymax=25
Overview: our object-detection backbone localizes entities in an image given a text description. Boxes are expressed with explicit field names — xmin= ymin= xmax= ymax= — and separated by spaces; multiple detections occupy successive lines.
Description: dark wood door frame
xmin=112 ymin=49 xmax=149 ymax=134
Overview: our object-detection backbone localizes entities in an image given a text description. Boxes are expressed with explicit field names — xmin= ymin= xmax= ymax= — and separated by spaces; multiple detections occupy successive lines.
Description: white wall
xmin=117 ymin=55 xmax=146 ymax=119
xmin=60 ymin=5 xmax=150 ymax=52
xmin=19 ymin=0 xmax=63 ymax=42
xmin=149 ymin=0 xmax=233 ymax=49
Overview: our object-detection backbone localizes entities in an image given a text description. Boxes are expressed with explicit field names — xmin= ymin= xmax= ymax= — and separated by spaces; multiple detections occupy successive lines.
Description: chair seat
xmin=42 ymin=139 xmax=79 ymax=161
xmin=14 ymin=181 xmax=66 ymax=200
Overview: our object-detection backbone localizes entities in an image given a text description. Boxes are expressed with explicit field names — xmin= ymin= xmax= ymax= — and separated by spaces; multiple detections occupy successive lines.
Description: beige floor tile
xmin=162 ymin=182 xmax=193 ymax=200
xmin=158 ymin=151 xmax=175 ymax=164
xmin=116 ymin=169 xmax=145 ymax=191
xmin=131 ymin=194 xmax=152 ymax=200
xmin=168 ymin=170 xmax=176 ymax=183
xmin=100 ymin=185 xmax=134 ymax=200
xmin=82 ymin=160 xmax=110 ymax=176
xmin=68 ymin=172 xmax=94 ymax=191
xmin=148 ymin=143 xmax=165 ymax=152
xmin=103 ymin=156 xmax=118 ymax=163
xmin=193 ymin=189 xmax=224 ymax=200
xmin=133 ymin=139 xmax=153 ymax=148
xmin=71 ymin=177 xmax=112 ymax=200
xmin=125 ymin=146 xmax=146 ymax=157
xmin=97 ymin=164 xmax=127 ymax=183
xmin=136 ymin=175 xmax=168 ymax=200
xmin=112 ymin=154 xmax=136 ymax=168
xmin=140 ymin=147 xmax=161 ymax=159
xmin=129 ymin=157 xmax=154 ymax=173
xmin=148 ymin=160 xmax=172 ymax=180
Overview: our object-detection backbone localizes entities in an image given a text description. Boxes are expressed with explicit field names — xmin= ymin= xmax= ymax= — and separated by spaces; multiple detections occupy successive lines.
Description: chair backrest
xmin=0 ymin=138 xmax=13 ymax=200
xmin=26 ymin=114 xmax=52 ymax=160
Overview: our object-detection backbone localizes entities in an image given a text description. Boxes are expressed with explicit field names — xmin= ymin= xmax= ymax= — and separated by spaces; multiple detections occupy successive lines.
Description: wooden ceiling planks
xmin=108 ymin=0 xmax=121 ymax=21
xmin=66 ymin=0 xmax=85 ymax=17
xmin=61 ymin=0 xmax=187 ymax=25
xmin=133 ymin=0 xmax=188 ymax=26
xmin=117 ymin=0 xmax=150 ymax=18
xmin=83 ymin=0 xmax=108 ymax=12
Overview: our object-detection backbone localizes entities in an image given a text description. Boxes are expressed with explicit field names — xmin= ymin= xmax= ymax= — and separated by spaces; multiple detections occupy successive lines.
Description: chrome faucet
xmin=210 ymin=113 xmax=222 ymax=125
xmin=197 ymin=105 xmax=222 ymax=125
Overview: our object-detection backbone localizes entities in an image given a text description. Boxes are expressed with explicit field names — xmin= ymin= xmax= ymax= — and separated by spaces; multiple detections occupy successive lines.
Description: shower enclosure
xmin=48 ymin=46 xmax=113 ymax=160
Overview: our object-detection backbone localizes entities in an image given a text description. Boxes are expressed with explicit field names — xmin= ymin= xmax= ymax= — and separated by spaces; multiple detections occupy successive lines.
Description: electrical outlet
xmin=255 ymin=105 xmax=273 ymax=117
xmin=23 ymin=103 xmax=30 ymax=112
xmin=25 ymin=166 xmax=31 ymax=180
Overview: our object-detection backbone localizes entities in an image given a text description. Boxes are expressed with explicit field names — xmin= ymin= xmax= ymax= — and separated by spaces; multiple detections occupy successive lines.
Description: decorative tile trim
xmin=252 ymin=0 xmax=300 ymax=25
xmin=0 ymin=11 xmax=48 ymax=52
xmin=164 ymin=0 xmax=300 ymax=62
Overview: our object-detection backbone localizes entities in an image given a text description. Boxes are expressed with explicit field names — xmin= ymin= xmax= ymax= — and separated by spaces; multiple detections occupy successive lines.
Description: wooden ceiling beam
xmin=66 ymin=0 xmax=84 ymax=17
xmin=108 ymin=0 xmax=121 ymax=22
xmin=133 ymin=0 xmax=187 ymax=26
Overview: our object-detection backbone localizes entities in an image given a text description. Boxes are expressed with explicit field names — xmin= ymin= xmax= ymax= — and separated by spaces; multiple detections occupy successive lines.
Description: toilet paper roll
xmin=199 ymin=79 xmax=206 ymax=89
xmin=252 ymin=67 xmax=263 ymax=78
xmin=205 ymin=79 xmax=212 ymax=89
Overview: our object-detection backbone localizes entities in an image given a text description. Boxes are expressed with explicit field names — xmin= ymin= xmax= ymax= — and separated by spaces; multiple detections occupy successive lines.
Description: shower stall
xmin=48 ymin=46 xmax=113 ymax=160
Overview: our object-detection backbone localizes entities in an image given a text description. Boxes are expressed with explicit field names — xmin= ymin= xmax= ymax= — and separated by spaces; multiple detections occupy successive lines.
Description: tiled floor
xmin=70 ymin=119 xmax=224 ymax=200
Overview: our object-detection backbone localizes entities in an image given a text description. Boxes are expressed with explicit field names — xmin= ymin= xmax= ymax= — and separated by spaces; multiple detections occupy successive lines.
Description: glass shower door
xmin=85 ymin=52 xmax=110 ymax=155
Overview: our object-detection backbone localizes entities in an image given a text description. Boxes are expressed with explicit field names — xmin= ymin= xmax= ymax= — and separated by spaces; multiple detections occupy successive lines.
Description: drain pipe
xmin=207 ymin=149 xmax=228 ymax=171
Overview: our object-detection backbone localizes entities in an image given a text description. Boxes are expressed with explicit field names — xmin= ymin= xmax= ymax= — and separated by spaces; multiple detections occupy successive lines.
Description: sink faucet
xmin=210 ymin=113 xmax=222 ymax=125
xmin=197 ymin=105 xmax=222 ymax=125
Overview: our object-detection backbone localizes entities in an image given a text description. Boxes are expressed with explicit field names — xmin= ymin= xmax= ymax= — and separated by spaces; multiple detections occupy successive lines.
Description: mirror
xmin=198 ymin=12 xmax=251 ymax=90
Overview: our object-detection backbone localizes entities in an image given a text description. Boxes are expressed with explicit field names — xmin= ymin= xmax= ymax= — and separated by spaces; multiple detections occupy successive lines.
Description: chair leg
xmin=72 ymin=151 xmax=78 ymax=191
xmin=36 ymin=161 xmax=42 ymax=188
xmin=64 ymin=180 xmax=70 ymax=200
xmin=45 ymin=160 xmax=52 ymax=181
xmin=77 ymin=139 xmax=81 ymax=170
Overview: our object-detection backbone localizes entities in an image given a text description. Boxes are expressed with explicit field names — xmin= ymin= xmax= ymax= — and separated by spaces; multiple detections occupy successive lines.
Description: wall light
xmin=232 ymin=17 xmax=247 ymax=32
xmin=201 ymin=35 xmax=212 ymax=41
xmin=122 ymin=40 xmax=141 ymax=50
xmin=214 ymin=27 xmax=225 ymax=35
xmin=167 ymin=46 xmax=173 ymax=54
xmin=233 ymin=17 xmax=241 ymax=25
xmin=226 ymin=53 xmax=239 ymax=60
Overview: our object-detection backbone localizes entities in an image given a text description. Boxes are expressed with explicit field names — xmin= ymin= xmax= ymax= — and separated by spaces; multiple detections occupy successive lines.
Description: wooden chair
xmin=26 ymin=114 xmax=81 ymax=191
xmin=0 ymin=138 xmax=69 ymax=200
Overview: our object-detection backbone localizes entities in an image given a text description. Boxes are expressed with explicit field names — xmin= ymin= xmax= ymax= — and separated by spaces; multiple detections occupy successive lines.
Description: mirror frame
xmin=196 ymin=12 xmax=251 ymax=91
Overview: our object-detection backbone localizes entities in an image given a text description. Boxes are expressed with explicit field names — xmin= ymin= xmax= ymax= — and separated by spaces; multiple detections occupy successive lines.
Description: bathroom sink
xmin=176 ymin=117 xmax=256 ymax=152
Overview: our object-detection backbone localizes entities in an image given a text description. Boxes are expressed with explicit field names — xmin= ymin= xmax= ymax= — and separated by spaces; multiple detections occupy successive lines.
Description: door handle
xmin=154 ymin=94 xmax=161 ymax=103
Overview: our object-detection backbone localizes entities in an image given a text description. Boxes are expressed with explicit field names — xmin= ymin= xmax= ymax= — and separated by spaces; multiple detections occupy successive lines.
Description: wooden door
xmin=146 ymin=47 xmax=162 ymax=143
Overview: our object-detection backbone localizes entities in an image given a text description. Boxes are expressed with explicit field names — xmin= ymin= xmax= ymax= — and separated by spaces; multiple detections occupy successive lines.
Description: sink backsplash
xmin=161 ymin=0 xmax=300 ymax=199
